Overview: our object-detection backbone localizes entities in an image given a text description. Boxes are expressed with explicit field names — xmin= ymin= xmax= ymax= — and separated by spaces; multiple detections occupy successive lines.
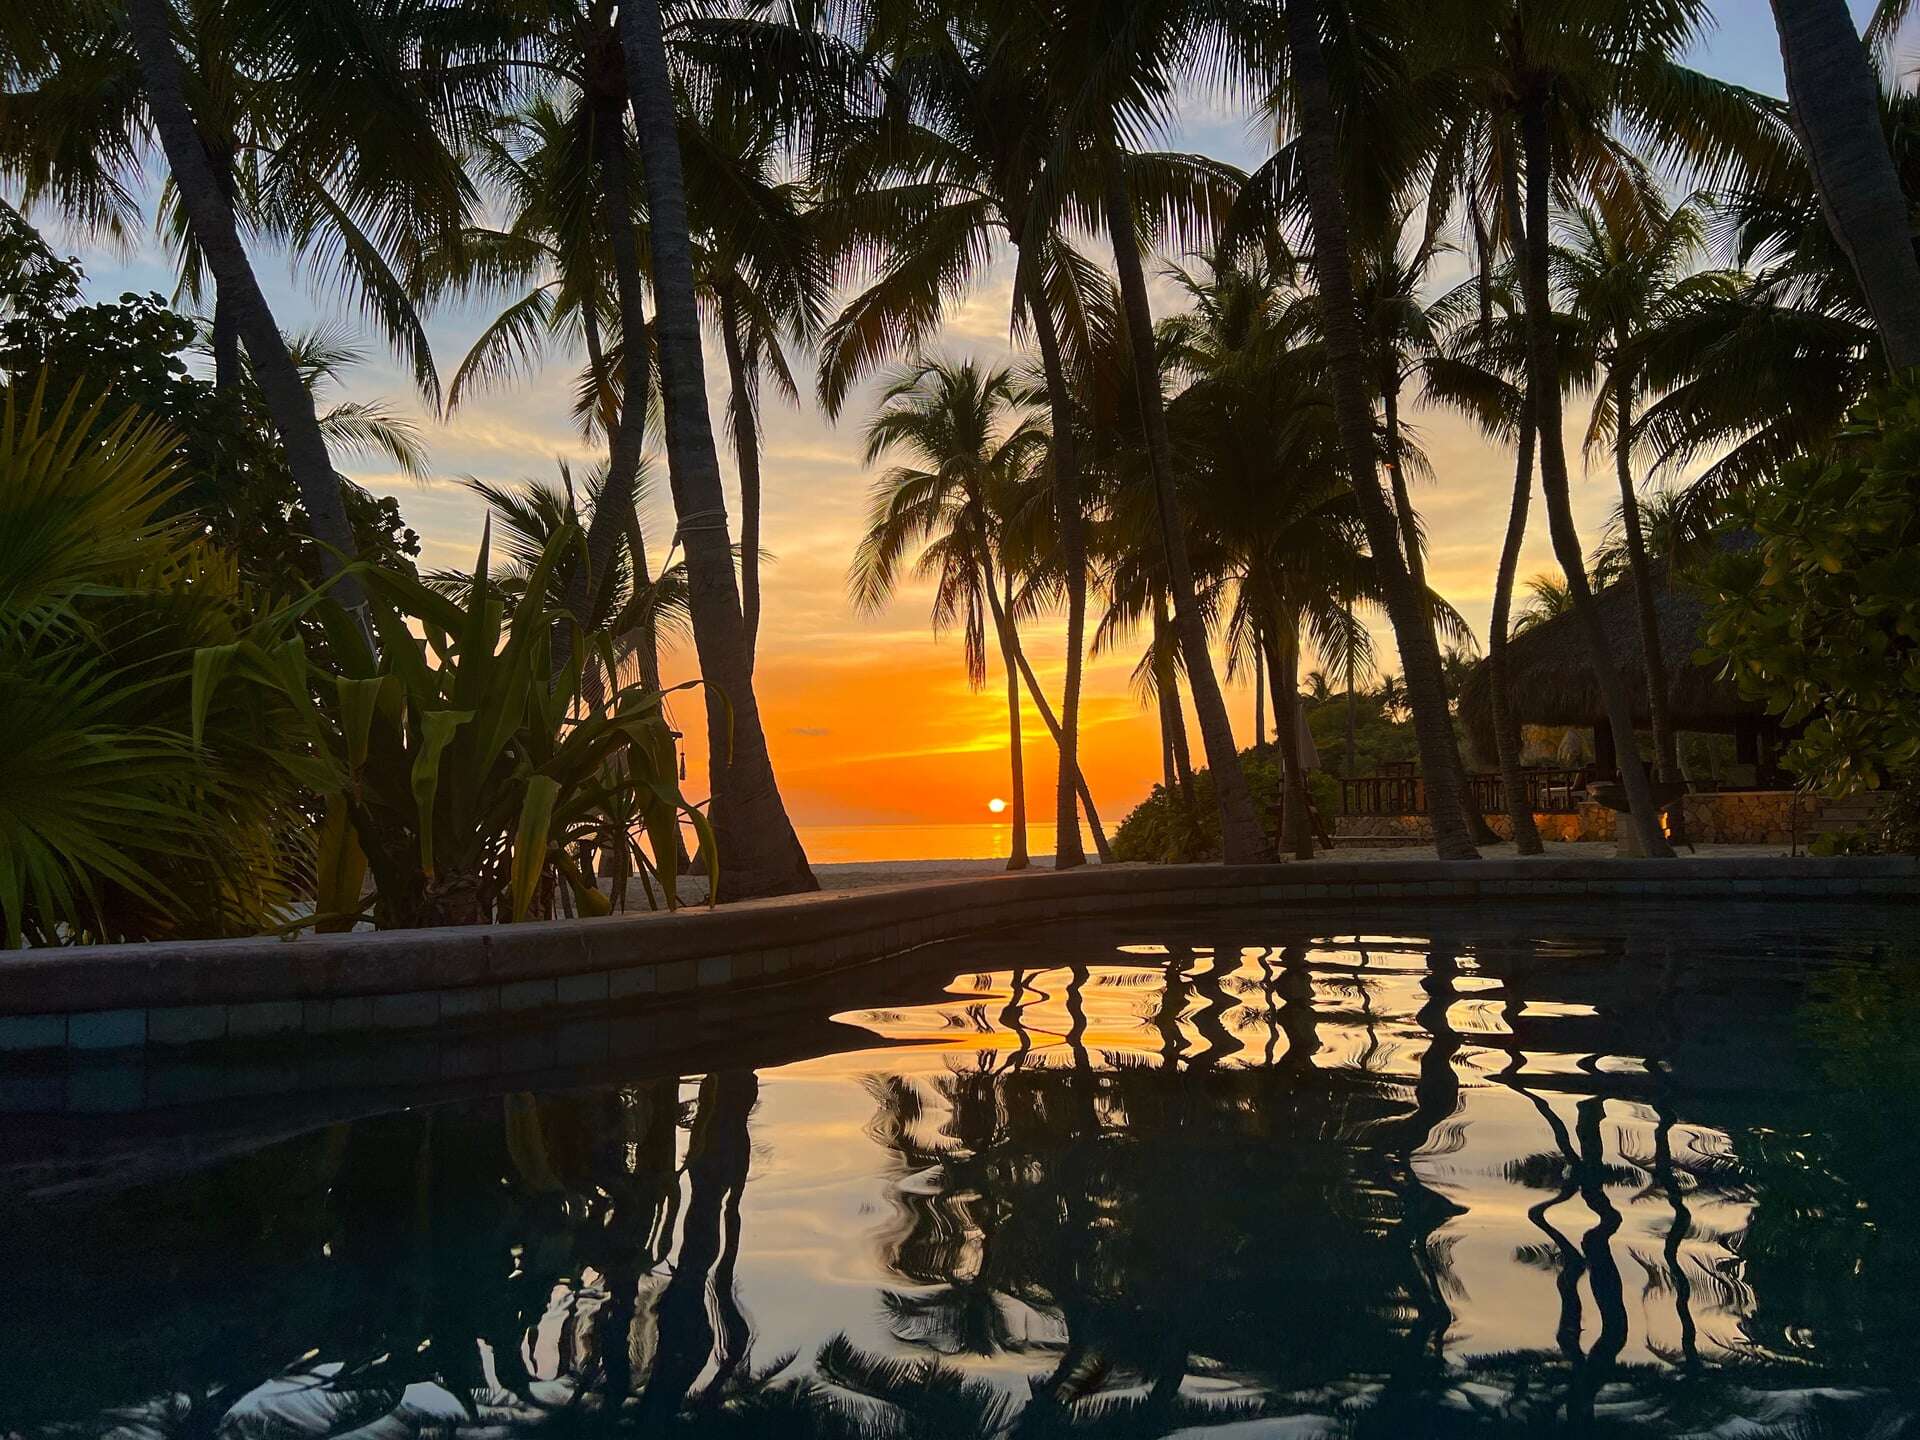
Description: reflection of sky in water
xmin=6 ymin=903 xmax=1919 ymax=1436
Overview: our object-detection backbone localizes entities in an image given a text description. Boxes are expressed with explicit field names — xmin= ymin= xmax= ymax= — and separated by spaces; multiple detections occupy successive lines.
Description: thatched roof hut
xmin=1457 ymin=555 xmax=1771 ymax=766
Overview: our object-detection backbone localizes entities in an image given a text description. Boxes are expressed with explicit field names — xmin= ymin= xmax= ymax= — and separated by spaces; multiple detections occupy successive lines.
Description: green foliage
xmin=305 ymin=522 xmax=713 ymax=929
xmin=0 ymin=379 xmax=319 ymax=946
xmin=0 ymin=208 xmax=420 ymax=588
xmin=1113 ymin=745 xmax=1286 ymax=863
xmin=1699 ymin=382 xmax=1920 ymax=798
xmin=1305 ymin=694 xmax=1423 ymax=777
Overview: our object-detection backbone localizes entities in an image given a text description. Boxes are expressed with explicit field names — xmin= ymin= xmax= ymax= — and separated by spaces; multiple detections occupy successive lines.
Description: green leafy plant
xmin=1698 ymin=381 xmax=1920 ymax=799
xmin=304 ymin=522 xmax=714 ymax=930
xmin=0 ymin=379 xmax=320 ymax=946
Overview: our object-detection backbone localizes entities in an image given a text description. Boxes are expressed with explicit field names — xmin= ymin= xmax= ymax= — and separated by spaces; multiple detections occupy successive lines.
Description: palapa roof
xmin=1457 ymin=549 xmax=1766 ymax=764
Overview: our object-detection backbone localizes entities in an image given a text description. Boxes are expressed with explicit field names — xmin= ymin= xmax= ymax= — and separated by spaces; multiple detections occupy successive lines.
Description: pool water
xmin=6 ymin=902 xmax=1920 ymax=1437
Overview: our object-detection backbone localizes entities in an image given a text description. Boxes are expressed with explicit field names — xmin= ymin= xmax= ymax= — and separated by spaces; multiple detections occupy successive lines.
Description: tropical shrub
xmin=0 ymin=207 xmax=421 ymax=588
xmin=1113 ymin=746 xmax=1338 ymax=863
xmin=0 ymin=380 xmax=320 ymax=946
xmin=1698 ymin=382 xmax=1920 ymax=826
xmin=302 ymin=522 xmax=713 ymax=930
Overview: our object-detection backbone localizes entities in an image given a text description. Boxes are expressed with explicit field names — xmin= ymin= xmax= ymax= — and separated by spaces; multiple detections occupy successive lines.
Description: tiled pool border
xmin=3 ymin=856 xmax=1915 ymax=1056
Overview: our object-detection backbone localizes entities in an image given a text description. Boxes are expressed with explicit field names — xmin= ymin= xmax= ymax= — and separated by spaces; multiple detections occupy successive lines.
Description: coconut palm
xmin=1242 ymin=0 xmax=1484 ymax=860
xmin=431 ymin=463 xmax=691 ymax=710
xmin=1768 ymin=0 xmax=1920 ymax=369
xmin=116 ymin=0 xmax=370 ymax=612
xmin=1155 ymin=252 xmax=1473 ymax=858
xmin=681 ymin=96 xmax=829 ymax=672
xmin=1055 ymin=30 xmax=1271 ymax=861
xmin=1404 ymin=0 xmax=1780 ymax=855
xmin=853 ymin=359 xmax=1052 ymax=869
xmin=615 ymin=0 xmax=817 ymax=900
xmin=1422 ymin=267 xmax=1550 ymax=851
xmin=815 ymin=6 xmax=1236 ymax=867
xmin=1554 ymin=196 xmax=1734 ymax=804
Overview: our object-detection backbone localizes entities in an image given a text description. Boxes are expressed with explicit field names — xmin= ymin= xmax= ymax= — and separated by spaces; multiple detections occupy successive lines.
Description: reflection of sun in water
xmin=987 ymin=797 xmax=1008 ymax=814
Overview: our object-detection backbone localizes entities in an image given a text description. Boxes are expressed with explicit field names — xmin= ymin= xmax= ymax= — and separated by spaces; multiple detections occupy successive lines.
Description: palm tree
xmin=1270 ymin=0 xmax=1482 ymax=859
xmin=617 ymin=0 xmax=816 ymax=899
xmin=117 ymin=0 xmax=368 ymax=612
xmin=1511 ymin=572 xmax=1574 ymax=634
xmin=853 ymin=359 xmax=1050 ymax=870
xmin=10 ymin=0 xmax=501 ymax=614
xmin=1096 ymin=160 xmax=1271 ymax=863
xmin=1156 ymin=252 xmax=1475 ymax=858
xmin=999 ymin=0 xmax=1268 ymax=863
xmin=815 ymin=11 xmax=1233 ymax=867
xmin=1769 ymin=0 xmax=1920 ymax=369
xmin=1554 ymin=197 xmax=1731 ymax=808
xmin=680 ymin=93 xmax=830 ymax=673
xmin=1423 ymin=265 xmax=1547 ymax=852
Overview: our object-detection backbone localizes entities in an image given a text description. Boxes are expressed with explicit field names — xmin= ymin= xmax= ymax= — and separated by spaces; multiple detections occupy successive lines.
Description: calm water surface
xmin=6 ymin=903 xmax=1919 ymax=1437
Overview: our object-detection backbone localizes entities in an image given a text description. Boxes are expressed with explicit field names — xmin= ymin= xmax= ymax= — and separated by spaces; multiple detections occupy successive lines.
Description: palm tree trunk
xmin=1615 ymin=374 xmax=1688 ymax=848
xmin=1100 ymin=147 xmax=1269 ymax=863
xmin=578 ymin=90 xmax=654 ymax=633
xmin=1017 ymin=249 xmax=1090 ymax=870
xmin=718 ymin=282 xmax=765 ymax=672
xmin=984 ymin=573 xmax=1110 ymax=861
xmin=1266 ymin=616 xmax=1313 ymax=860
xmin=1386 ymin=370 xmax=1498 ymax=846
xmin=1770 ymin=0 xmax=1920 ymax=369
xmin=1613 ymin=373 xmax=1678 ymax=786
xmin=1254 ymin=643 xmax=1267 ymax=746
xmin=1343 ymin=603 xmax=1358 ymax=779
xmin=211 ymin=290 xmax=242 ymax=391
xmin=124 ymin=0 xmax=364 ymax=613
xmin=1159 ymin=681 xmax=1179 ymax=792
xmin=1491 ymin=401 xmax=1546 ymax=855
xmin=1156 ymin=592 xmax=1198 ymax=808
xmin=618 ymin=0 xmax=816 ymax=899
xmin=1519 ymin=97 xmax=1672 ymax=858
xmin=989 ymin=562 xmax=1031 ymax=870
xmin=580 ymin=287 xmax=618 ymax=437
xmin=1282 ymin=0 xmax=1477 ymax=861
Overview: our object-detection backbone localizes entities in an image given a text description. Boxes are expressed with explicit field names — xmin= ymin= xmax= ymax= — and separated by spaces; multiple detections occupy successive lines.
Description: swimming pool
xmin=5 ymin=900 xmax=1917 ymax=1436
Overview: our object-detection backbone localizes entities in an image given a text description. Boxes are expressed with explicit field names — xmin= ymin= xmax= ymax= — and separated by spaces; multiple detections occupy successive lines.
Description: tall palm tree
xmin=1005 ymin=0 xmax=1268 ymax=863
xmin=1554 ymin=197 xmax=1732 ymax=809
xmin=117 ymin=0 xmax=369 ymax=611
xmin=853 ymin=359 xmax=1050 ymax=869
xmin=680 ymin=94 xmax=830 ymax=673
xmin=1769 ymin=0 xmax=1920 ymax=369
xmin=617 ymin=0 xmax=816 ymax=899
xmin=1421 ymin=256 xmax=1547 ymax=851
xmin=816 ymin=11 xmax=1232 ymax=867
xmin=1413 ymin=0 xmax=1791 ymax=855
xmin=1269 ymin=0 xmax=1481 ymax=859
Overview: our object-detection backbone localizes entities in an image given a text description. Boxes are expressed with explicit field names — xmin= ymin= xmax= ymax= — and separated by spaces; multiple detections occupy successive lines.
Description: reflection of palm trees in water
xmin=26 ymin=922 xmax=1920 ymax=1438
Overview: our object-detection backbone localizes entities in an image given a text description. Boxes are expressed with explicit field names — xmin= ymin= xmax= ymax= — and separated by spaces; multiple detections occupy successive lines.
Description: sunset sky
xmin=28 ymin=0 xmax=1886 ymax=846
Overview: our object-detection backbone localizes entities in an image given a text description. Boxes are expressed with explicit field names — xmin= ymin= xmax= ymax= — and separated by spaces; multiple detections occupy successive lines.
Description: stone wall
xmin=1335 ymin=807 xmax=1617 ymax=843
xmin=1334 ymin=792 xmax=1824 ymax=847
xmin=1679 ymin=791 xmax=1821 ymax=846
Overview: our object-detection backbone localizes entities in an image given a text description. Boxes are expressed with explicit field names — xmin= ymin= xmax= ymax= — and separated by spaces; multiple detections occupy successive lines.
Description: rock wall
xmin=1334 ymin=791 xmax=1821 ymax=846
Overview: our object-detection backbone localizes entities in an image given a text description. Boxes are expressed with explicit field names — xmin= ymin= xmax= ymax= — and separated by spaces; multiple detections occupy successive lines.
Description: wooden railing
xmin=1341 ymin=767 xmax=1589 ymax=817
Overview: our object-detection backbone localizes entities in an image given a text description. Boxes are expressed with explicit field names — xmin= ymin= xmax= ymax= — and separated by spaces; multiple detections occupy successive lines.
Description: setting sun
xmin=986 ymin=797 xmax=1008 ymax=814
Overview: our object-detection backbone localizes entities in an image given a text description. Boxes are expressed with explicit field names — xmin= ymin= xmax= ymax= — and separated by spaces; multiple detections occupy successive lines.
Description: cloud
xmin=790 ymin=725 xmax=833 ymax=737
